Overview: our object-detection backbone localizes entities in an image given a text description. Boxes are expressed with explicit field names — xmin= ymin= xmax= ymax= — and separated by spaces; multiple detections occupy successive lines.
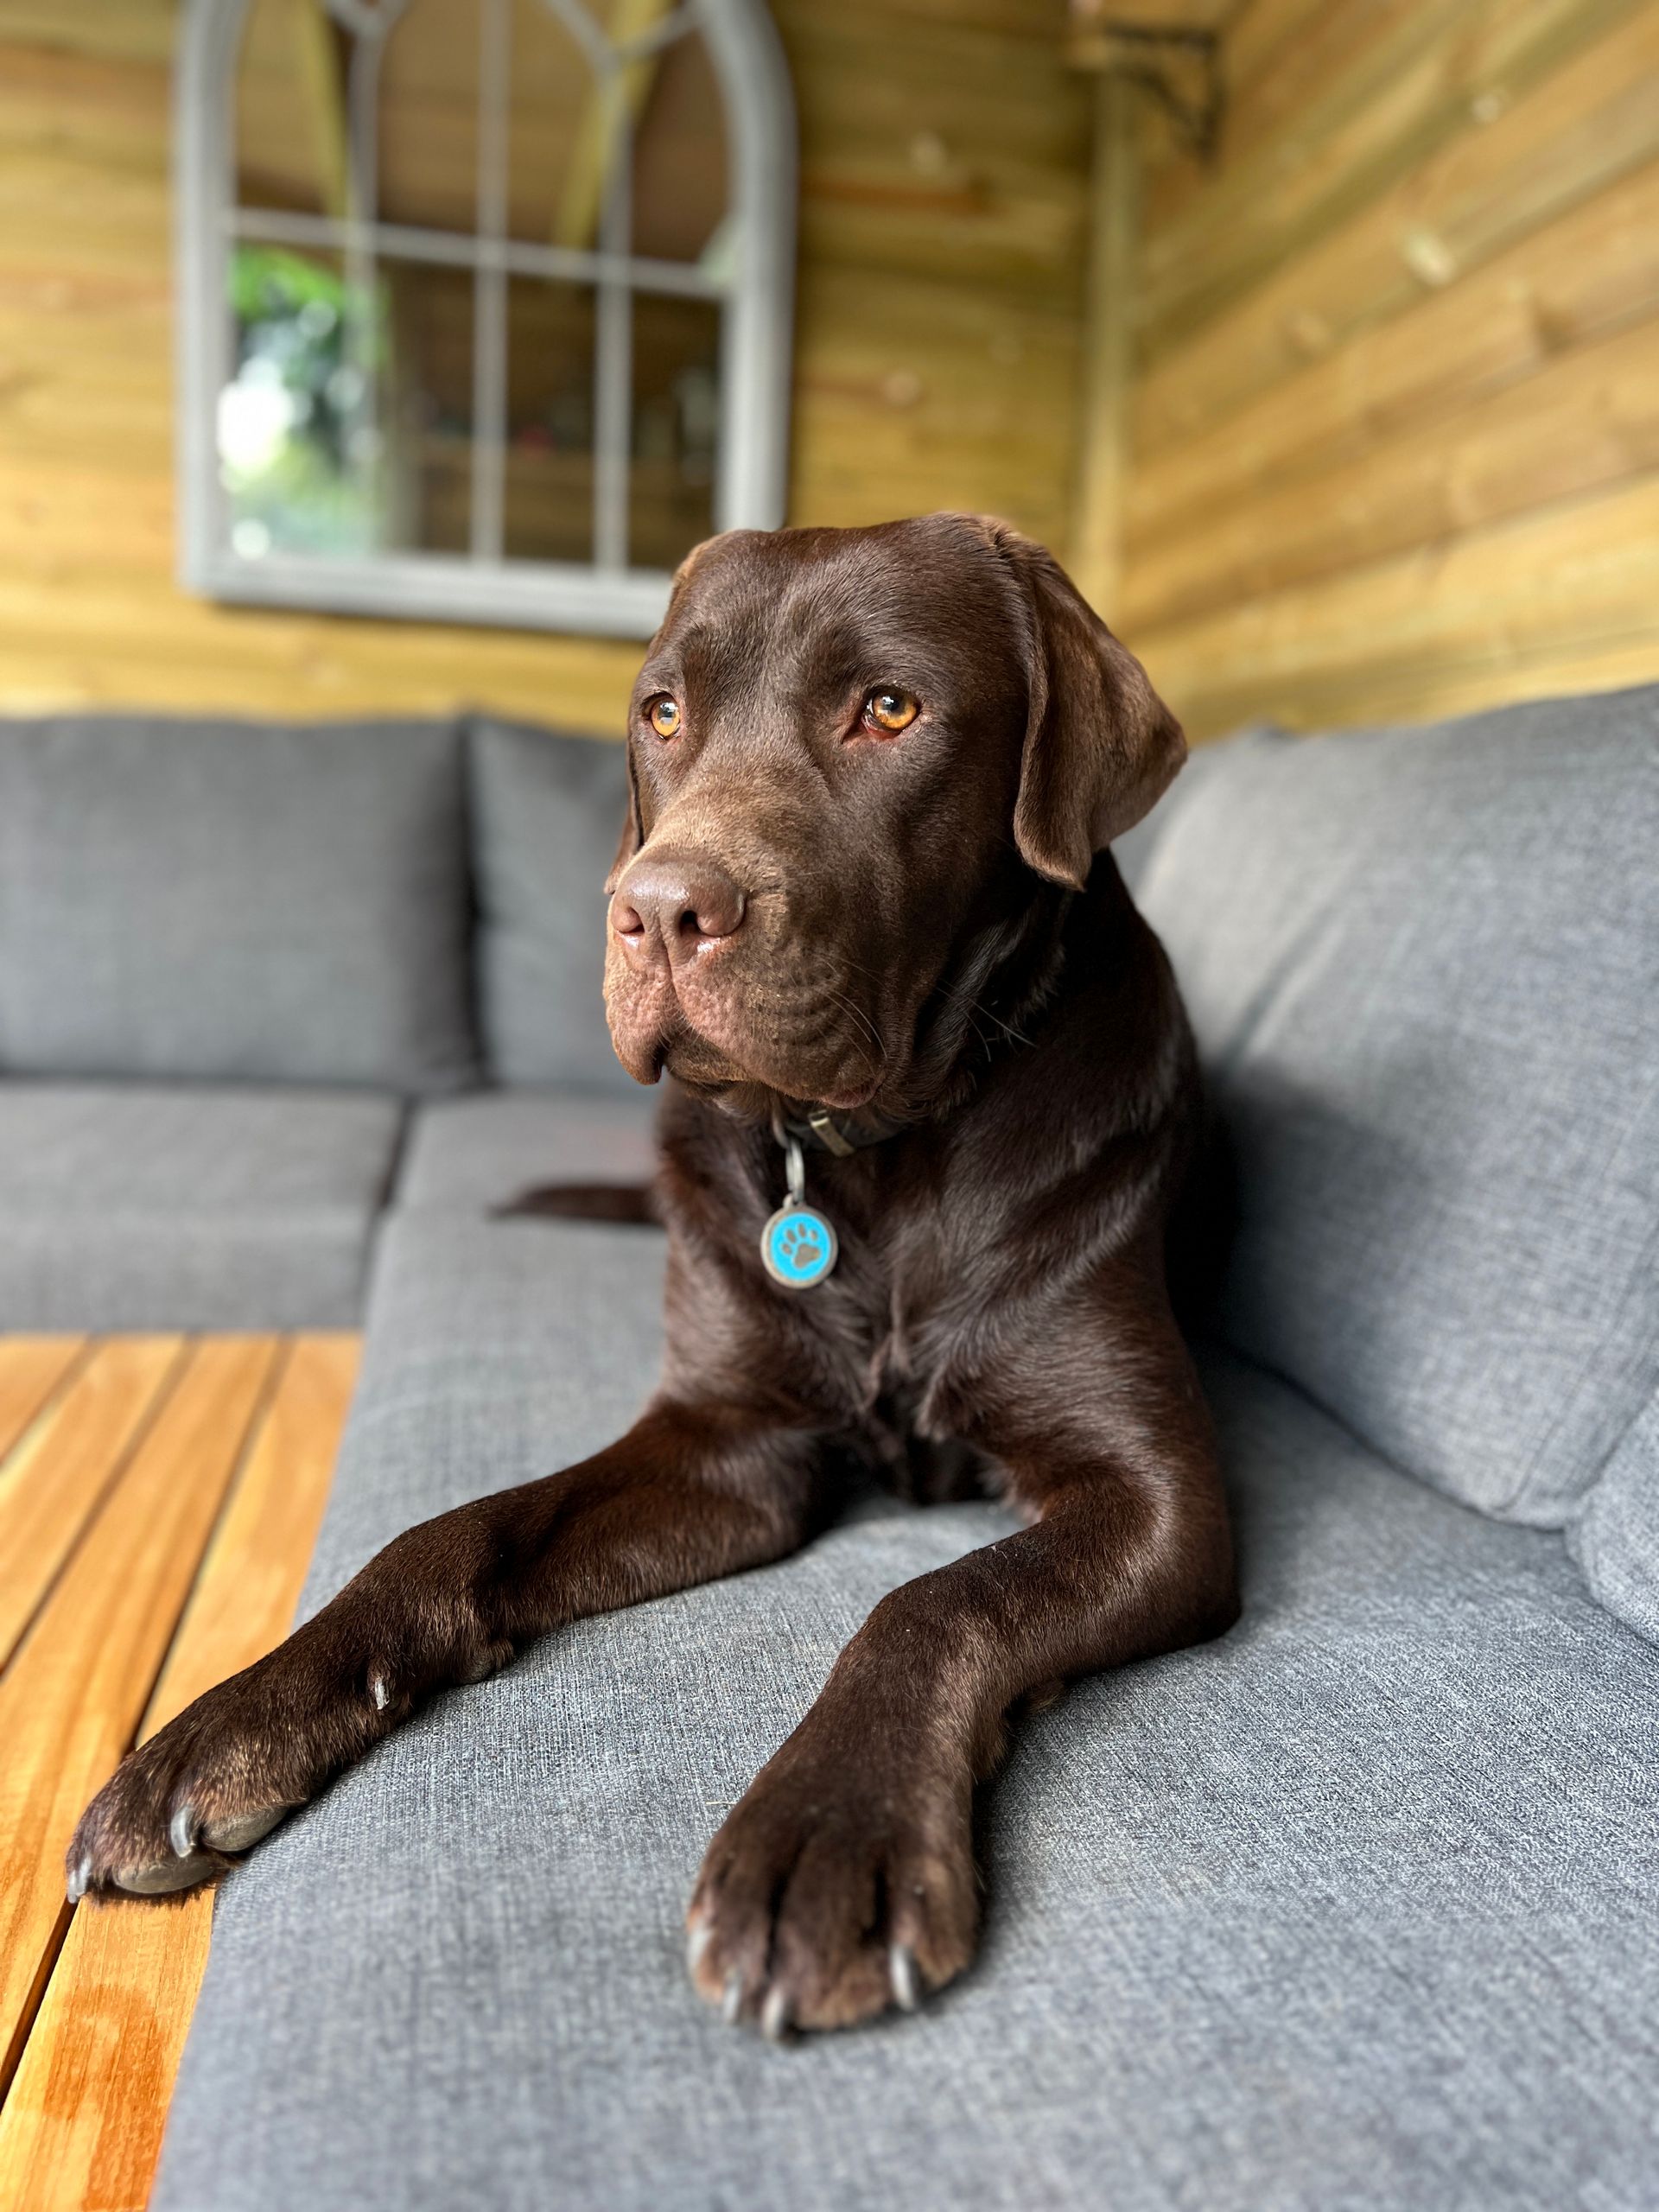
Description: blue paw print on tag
xmin=762 ymin=1205 xmax=837 ymax=1288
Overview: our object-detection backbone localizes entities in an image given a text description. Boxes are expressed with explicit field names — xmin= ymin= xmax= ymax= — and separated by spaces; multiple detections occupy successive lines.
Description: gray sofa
xmin=3 ymin=688 xmax=1656 ymax=2209
xmin=0 ymin=713 xmax=655 ymax=1330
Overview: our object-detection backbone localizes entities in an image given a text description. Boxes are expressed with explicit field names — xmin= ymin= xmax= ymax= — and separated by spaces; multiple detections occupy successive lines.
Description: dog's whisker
xmin=820 ymin=983 xmax=885 ymax=1071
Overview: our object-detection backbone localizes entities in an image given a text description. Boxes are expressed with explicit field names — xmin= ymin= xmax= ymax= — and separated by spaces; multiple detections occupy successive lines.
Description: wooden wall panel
xmin=1135 ymin=1 xmax=1659 ymax=450
xmin=0 ymin=0 xmax=1086 ymax=725
xmin=1138 ymin=472 xmax=1659 ymax=732
xmin=1125 ymin=159 xmax=1659 ymax=543
xmin=1114 ymin=0 xmax=1659 ymax=739
xmin=1137 ymin=0 xmax=1641 ymax=357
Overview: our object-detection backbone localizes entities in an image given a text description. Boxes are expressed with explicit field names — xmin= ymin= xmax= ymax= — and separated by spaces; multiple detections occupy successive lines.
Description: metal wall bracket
xmin=1066 ymin=18 xmax=1224 ymax=163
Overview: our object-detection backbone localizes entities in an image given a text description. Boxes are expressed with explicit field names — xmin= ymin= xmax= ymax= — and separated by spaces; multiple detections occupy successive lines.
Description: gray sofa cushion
xmin=1569 ymin=1386 xmax=1659 ymax=1645
xmin=397 ymin=1089 xmax=659 ymax=1212
xmin=0 ymin=715 xmax=475 ymax=1091
xmin=1137 ymin=683 xmax=1659 ymax=1529
xmin=0 ymin=1080 xmax=403 ymax=1330
xmin=467 ymin=718 xmax=635 ymax=1095
xmin=1111 ymin=720 xmax=1287 ymax=895
xmin=155 ymin=1221 xmax=1659 ymax=2212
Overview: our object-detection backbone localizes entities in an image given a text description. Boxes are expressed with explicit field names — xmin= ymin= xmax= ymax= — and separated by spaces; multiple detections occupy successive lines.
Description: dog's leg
xmin=687 ymin=1281 xmax=1237 ymax=2037
xmin=68 ymin=1402 xmax=821 ymax=1899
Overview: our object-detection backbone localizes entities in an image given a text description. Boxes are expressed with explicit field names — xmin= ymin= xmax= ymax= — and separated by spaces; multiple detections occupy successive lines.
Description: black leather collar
xmin=776 ymin=1106 xmax=906 ymax=1157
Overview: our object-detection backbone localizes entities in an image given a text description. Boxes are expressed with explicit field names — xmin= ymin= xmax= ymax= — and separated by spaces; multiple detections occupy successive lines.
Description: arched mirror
xmin=176 ymin=0 xmax=794 ymax=635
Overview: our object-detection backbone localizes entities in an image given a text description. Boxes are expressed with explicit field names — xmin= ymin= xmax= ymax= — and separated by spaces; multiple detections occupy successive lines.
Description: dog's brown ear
xmin=973 ymin=518 xmax=1185 ymax=890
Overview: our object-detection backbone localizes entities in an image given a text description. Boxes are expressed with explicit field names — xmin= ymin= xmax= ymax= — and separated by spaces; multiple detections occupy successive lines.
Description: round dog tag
xmin=760 ymin=1199 xmax=838 ymax=1290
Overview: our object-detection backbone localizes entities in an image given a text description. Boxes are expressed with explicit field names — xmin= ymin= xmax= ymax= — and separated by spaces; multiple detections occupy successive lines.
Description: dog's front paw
xmin=66 ymin=1628 xmax=395 ymax=1901
xmin=685 ymin=1745 xmax=979 ymax=2037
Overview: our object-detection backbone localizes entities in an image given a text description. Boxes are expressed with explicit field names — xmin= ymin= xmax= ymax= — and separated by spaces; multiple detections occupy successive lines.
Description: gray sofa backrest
xmin=1112 ymin=721 xmax=1290 ymax=894
xmin=467 ymin=717 xmax=637 ymax=1096
xmin=0 ymin=716 xmax=476 ymax=1092
xmin=1135 ymin=685 xmax=1659 ymax=1620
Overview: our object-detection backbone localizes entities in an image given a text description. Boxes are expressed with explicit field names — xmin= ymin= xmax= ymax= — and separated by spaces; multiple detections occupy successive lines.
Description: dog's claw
xmin=686 ymin=1922 xmax=712 ymax=1974
xmin=168 ymin=1802 xmax=198 ymax=1859
xmin=760 ymin=1986 xmax=792 ymax=2043
xmin=201 ymin=1805 xmax=288 ymax=1853
xmin=721 ymin=1969 xmax=743 ymax=2025
xmin=115 ymin=1852 xmax=218 ymax=1895
xmin=890 ymin=1942 xmax=919 ymax=2012
xmin=66 ymin=1853 xmax=92 ymax=1904
xmin=370 ymin=1672 xmax=391 ymax=1713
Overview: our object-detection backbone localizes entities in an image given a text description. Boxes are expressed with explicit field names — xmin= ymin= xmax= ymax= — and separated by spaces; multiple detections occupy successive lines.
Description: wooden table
xmin=0 ymin=1334 xmax=359 ymax=2212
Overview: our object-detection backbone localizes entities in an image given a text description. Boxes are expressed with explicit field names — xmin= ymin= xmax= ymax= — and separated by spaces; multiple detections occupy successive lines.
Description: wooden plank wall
xmin=1116 ymin=0 xmax=1659 ymax=739
xmin=0 ymin=0 xmax=1088 ymax=728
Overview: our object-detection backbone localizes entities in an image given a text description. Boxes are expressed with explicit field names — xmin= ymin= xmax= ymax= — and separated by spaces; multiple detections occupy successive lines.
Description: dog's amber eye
xmin=647 ymin=696 xmax=681 ymax=739
xmin=862 ymin=689 xmax=918 ymax=735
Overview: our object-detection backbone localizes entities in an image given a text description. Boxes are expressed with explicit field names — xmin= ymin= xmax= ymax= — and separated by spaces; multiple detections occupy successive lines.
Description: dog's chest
xmin=856 ymin=1379 xmax=993 ymax=1503
xmin=831 ymin=1199 xmax=1001 ymax=1450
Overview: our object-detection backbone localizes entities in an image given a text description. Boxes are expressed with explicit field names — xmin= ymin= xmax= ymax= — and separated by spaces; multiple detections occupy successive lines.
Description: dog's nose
xmin=611 ymin=857 xmax=747 ymax=958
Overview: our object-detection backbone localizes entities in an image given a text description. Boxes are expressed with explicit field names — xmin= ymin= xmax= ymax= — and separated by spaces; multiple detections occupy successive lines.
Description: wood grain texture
xmin=0 ymin=1340 xmax=188 ymax=1675
xmin=1122 ymin=311 xmax=1659 ymax=629
xmin=1135 ymin=469 xmax=1659 ymax=736
xmin=1116 ymin=1 xmax=1659 ymax=735
xmin=1135 ymin=3 xmax=1659 ymax=454
xmin=1126 ymin=157 xmax=1659 ymax=547
xmin=0 ymin=1338 xmax=280 ymax=2101
xmin=1070 ymin=0 xmax=1234 ymax=28
xmin=1136 ymin=0 xmax=1643 ymax=357
xmin=0 ymin=1 xmax=175 ymax=64
xmin=0 ymin=1341 xmax=86 ymax=1467
xmin=0 ymin=1336 xmax=359 ymax=2212
xmin=1070 ymin=72 xmax=1141 ymax=615
xmin=1221 ymin=0 xmax=1427 ymax=172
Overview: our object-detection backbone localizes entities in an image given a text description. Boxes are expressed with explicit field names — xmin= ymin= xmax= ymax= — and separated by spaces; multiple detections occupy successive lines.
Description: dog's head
xmin=603 ymin=512 xmax=1184 ymax=1115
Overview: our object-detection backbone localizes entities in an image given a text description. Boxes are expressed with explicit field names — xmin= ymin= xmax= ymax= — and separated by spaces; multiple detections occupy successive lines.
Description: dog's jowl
xmin=69 ymin=513 xmax=1238 ymax=2037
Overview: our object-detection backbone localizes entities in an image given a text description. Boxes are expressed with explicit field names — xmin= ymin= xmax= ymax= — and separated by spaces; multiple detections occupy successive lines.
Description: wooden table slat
xmin=0 ymin=1334 xmax=359 ymax=2212
xmin=145 ymin=1335 xmax=358 ymax=1732
xmin=0 ymin=1338 xmax=282 ymax=2102
xmin=0 ymin=1339 xmax=88 ymax=1466
xmin=0 ymin=1340 xmax=188 ymax=1676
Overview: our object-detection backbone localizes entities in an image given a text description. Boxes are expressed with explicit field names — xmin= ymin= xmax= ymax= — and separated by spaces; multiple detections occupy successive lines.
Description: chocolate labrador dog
xmin=69 ymin=513 xmax=1237 ymax=2037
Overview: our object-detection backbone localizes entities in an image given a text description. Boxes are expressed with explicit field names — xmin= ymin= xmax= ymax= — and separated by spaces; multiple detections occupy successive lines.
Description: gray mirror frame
xmin=175 ymin=0 xmax=796 ymax=638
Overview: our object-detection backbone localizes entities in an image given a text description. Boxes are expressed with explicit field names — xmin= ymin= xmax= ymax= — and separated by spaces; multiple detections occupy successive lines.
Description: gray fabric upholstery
xmin=1136 ymin=683 xmax=1659 ymax=1529
xmin=467 ymin=718 xmax=636 ymax=1095
xmin=1570 ymin=1384 xmax=1659 ymax=1645
xmin=1112 ymin=720 xmax=1287 ymax=894
xmin=397 ymin=1089 xmax=659 ymax=1212
xmin=155 ymin=1217 xmax=1659 ymax=2212
xmin=0 ymin=1080 xmax=402 ymax=1329
xmin=0 ymin=715 xmax=475 ymax=1091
